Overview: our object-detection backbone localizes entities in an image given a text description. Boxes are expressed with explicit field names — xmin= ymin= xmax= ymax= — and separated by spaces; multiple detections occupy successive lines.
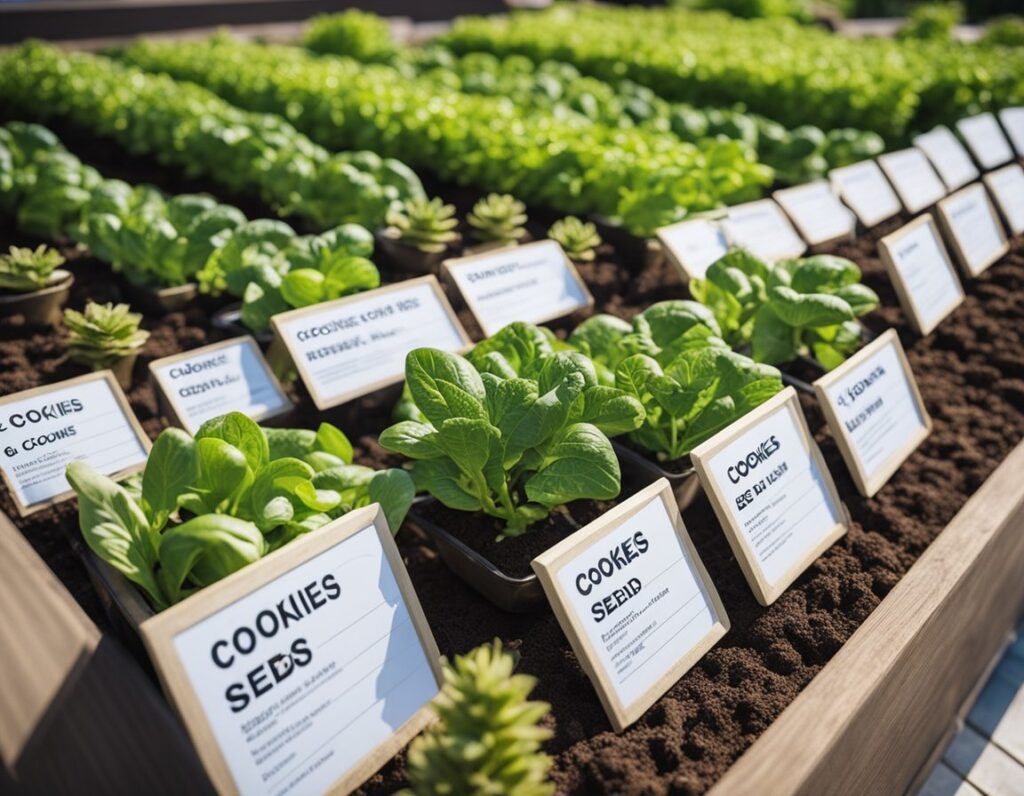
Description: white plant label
xmin=443 ymin=239 xmax=591 ymax=337
xmin=878 ymin=148 xmax=947 ymax=213
xmin=939 ymin=184 xmax=1007 ymax=276
xmin=774 ymin=181 xmax=856 ymax=244
xmin=998 ymin=107 xmax=1024 ymax=156
xmin=722 ymin=199 xmax=806 ymax=262
xmin=829 ymin=160 xmax=902 ymax=228
xmin=169 ymin=523 xmax=439 ymax=796
xmin=913 ymin=127 xmax=979 ymax=191
xmin=956 ymin=113 xmax=1014 ymax=170
xmin=656 ymin=218 xmax=729 ymax=280
xmin=150 ymin=337 xmax=292 ymax=435
xmin=984 ymin=164 xmax=1024 ymax=236
xmin=0 ymin=373 xmax=149 ymax=512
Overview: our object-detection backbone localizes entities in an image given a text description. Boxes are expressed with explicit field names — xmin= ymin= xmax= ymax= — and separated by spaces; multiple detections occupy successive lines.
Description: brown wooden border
xmin=773 ymin=180 xmax=856 ymax=246
xmin=983 ymin=163 xmax=1024 ymax=237
xmin=655 ymin=218 xmax=729 ymax=282
xmin=721 ymin=199 xmax=807 ymax=261
xmin=829 ymin=160 xmax=902 ymax=229
xmin=935 ymin=182 xmax=1010 ymax=278
xmin=877 ymin=148 xmax=947 ymax=214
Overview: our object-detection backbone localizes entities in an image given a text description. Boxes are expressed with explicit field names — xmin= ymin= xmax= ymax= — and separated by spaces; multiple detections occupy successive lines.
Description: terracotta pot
xmin=107 ymin=352 xmax=140 ymax=390
xmin=124 ymin=281 xmax=199 ymax=315
xmin=375 ymin=229 xmax=448 ymax=275
xmin=0 ymin=270 xmax=74 ymax=325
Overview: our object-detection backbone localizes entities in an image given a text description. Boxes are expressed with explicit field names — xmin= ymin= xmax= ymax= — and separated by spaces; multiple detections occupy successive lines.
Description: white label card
xmin=656 ymin=218 xmax=729 ymax=280
xmin=984 ymin=164 xmax=1024 ymax=236
xmin=0 ymin=371 xmax=150 ymax=515
xmin=442 ymin=239 xmax=592 ymax=337
xmin=829 ymin=160 xmax=902 ymax=228
xmin=532 ymin=480 xmax=728 ymax=732
xmin=913 ymin=127 xmax=979 ymax=191
xmin=774 ymin=181 xmax=856 ymax=245
xmin=814 ymin=330 xmax=931 ymax=498
xmin=878 ymin=148 xmax=947 ymax=214
xmin=998 ymin=107 xmax=1024 ymax=156
xmin=150 ymin=337 xmax=293 ymax=435
xmin=956 ymin=113 xmax=1014 ymax=170
xmin=937 ymin=183 xmax=1008 ymax=277
xmin=270 ymin=276 xmax=470 ymax=410
xmin=691 ymin=388 xmax=846 ymax=606
xmin=722 ymin=199 xmax=806 ymax=262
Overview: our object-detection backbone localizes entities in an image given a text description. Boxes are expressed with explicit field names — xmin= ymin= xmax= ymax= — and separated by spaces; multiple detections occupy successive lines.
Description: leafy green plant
xmin=897 ymin=2 xmax=963 ymax=40
xmin=64 ymin=302 xmax=149 ymax=369
xmin=305 ymin=9 xmax=398 ymax=62
xmin=0 ymin=244 xmax=65 ymax=292
xmin=66 ymin=412 xmax=415 ymax=609
xmin=404 ymin=639 xmax=553 ymax=796
xmin=468 ymin=194 xmax=528 ymax=247
xmin=548 ymin=216 xmax=601 ymax=262
xmin=379 ymin=323 xmax=644 ymax=537
xmin=385 ymin=196 xmax=461 ymax=253
xmin=979 ymin=15 xmax=1024 ymax=47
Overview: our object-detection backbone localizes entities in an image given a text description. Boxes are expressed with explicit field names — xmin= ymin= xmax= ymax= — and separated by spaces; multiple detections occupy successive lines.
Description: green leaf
xmin=790 ymin=255 xmax=860 ymax=294
xmin=405 ymin=348 xmax=487 ymax=428
xmin=368 ymin=469 xmax=416 ymax=534
xmin=411 ymin=457 xmax=482 ymax=511
xmin=322 ymin=255 xmax=380 ymax=299
xmin=434 ymin=417 xmax=501 ymax=476
xmin=752 ymin=304 xmax=800 ymax=365
xmin=194 ymin=437 xmax=252 ymax=507
xmin=767 ymin=285 xmax=854 ymax=328
xmin=141 ymin=428 xmax=197 ymax=532
xmin=833 ymin=283 xmax=879 ymax=317
xmin=280 ymin=268 xmax=325 ymax=308
xmin=378 ymin=421 xmax=444 ymax=459
xmin=195 ymin=412 xmax=269 ymax=472
xmin=314 ymin=423 xmax=354 ymax=464
xmin=574 ymin=386 xmax=645 ymax=436
xmin=524 ymin=423 xmax=620 ymax=506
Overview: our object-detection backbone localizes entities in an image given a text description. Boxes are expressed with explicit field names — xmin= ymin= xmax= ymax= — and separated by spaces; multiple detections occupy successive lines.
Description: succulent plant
xmin=548 ymin=216 xmax=602 ymax=262
xmin=386 ymin=196 xmax=461 ymax=254
xmin=404 ymin=640 xmax=553 ymax=796
xmin=0 ymin=245 xmax=65 ymax=292
xmin=467 ymin=193 xmax=528 ymax=246
xmin=64 ymin=301 xmax=150 ymax=369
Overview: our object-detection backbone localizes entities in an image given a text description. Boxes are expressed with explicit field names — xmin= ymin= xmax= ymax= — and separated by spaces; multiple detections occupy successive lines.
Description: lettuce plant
xmin=468 ymin=193 xmax=528 ymax=247
xmin=380 ymin=323 xmax=644 ymax=537
xmin=67 ymin=412 xmax=414 ymax=610
xmin=0 ymin=244 xmax=65 ymax=292
xmin=305 ymin=9 xmax=398 ymax=62
xmin=385 ymin=196 xmax=461 ymax=253
xmin=548 ymin=216 xmax=601 ymax=262
xmin=63 ymin=301 xmax=149 ymax=369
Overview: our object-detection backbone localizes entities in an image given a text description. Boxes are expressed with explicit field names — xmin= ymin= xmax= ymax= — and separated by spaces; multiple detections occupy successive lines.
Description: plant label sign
xmin=877 ymin=148 xmax=947 ymax=214
xmin=442 ymin=239 xmax=593 ymax=337
xmin=690 ymin=388 xmax=847 ymax=606
xmin=0 ymin=371 xmax=150 ymax=516
xmin=722 ymin=199 xmax=806 ymax=262
xmin=149 ymin=336 xmax=293 ymax=435
xmin=813 ymin=330 xmax=931 ymax=498
xmin=956 ymin=113 xmax=1014 ymax=170
xmin=878 ymin=215 xmax=965 ymax=337
xmin=829 ymin=159 xmax=902 ymax=228
xmin=912 ymin=126 xmax=979 ymax=192
xmin=773 ymin=180 xmax=856 ymax=245
xmin=984 ymin=163 xmax=1024 ymax=236
xmin=532 ymin=479 xmax=728 ymax=732
xmin=936 ymin=183 xmax=1009 ymax=278
xmin=656 ymin=218 xmax=729 ymax=281
xmin=998 ymin=107 xmax=1024 ymax=156
xmin=141 ymin=505 xmax=443 ymax=796
xmin=271 ymin=276 xmax=471 ymax=410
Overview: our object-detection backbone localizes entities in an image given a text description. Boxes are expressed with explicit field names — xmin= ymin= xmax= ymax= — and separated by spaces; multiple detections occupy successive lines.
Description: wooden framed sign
xmin=983 ymin=163 xmax=1024 ymax=237
xmin=0 ymin=371 xmax=150 ymax=516
xmin=773 ymin=180 xmax=856 ymax=245
xmin=935 ymin=182 xmax=1009 ymax=278
xmin=532 ymin=479 xmax=728 ymax=732
xmin=912 ymin=126 xmax=979 ymax=192
xmin=655 ymin=218 xmax=729 ymax=281
xmin=270 ymin=276 xmax=471 ymax=411
xmin=813 ymin=329 xmax=931 ymax=499
xmin=722 ymin=198 xmax=806 ymax=262
xmin=956 ymin=112 xmax=1014 ymax=171
xmin=441 ymin=239 xmax=593 ymax=337
xmin=877 ymin=148 xmax=947 ymax=214
xmin=829 ymin=159 xmax=902 ymax=228
xmin=690 ymin=387 xmax=847 ymax=606
xmin=998 ymin=107 xmax=1024 ymax=156
xmin=878 ymin=214 xmax=964 ymax=336
xmin=140 ymin=504 xmax=443 ymax=796
xmin=149 ymin=336 xmax=293 ymax=435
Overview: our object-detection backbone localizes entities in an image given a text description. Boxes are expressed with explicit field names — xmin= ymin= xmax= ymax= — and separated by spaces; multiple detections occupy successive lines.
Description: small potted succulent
xmin=0 ymin=244 xmax=74 ymax=325
xmin=378 ymin=195 xmax=462 ymax=274
xmin=63 ymin=301 xmax=150 ymax=389
xmin=466 ymin=193 xmax=529 ymax=253
xmin=548 ymin=215 xmax=602 ymax=263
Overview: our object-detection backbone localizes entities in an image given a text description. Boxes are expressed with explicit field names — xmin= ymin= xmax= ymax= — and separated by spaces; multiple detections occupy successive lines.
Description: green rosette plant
xmin=379 ymin=323 xmax=645 ymax=537
xmin=0 ymin=244 xmax=65 ymax=292
xmin=548 ymin=216 xmax=601 ymax=262
xmin=467 ymin=194 xmax=528 ymax=247
xmin=63 ymin=301 xmax=149 ymax=369
xmin=385 ymin=196 xmax=461 ymax=254
xmin=404 ymin=639 xmax=553 ymax=796
xmin=66 ymin=412 xmax=415 ymax=610
xmin=305 ymin=9 xmax=398 ymax=62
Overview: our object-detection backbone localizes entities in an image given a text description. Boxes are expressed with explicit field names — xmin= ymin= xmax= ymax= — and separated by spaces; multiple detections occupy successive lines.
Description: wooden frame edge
xmin=721 ymin=198 xmax=807 ymax=261
xmin=828 ymin=161 xmax=902 ymax=230
xmin=877 ymin=149 xmax=947 ymax=216
xmin=935 ymin=183 xmax=1010 ymax=279
xmin=982 ymin=163 xmax=1024 ymax=237
xmin=772 ymin=180 xmax=856 ymax=247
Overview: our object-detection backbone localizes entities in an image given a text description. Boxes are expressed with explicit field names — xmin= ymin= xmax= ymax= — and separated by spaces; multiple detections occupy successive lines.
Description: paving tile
xmin=943 ymin=724 xmax=1024 ymax=796
xmin=967 ymin=670 xmax=1024 ymax=765
xmin=917 ymin=761 xmax=983 ymax=796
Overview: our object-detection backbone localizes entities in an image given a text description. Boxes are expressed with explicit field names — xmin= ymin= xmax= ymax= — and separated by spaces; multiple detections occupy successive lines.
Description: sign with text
xmin=813 ymin=330 xmax=931 ymax=498
xmin=956 ymin=113 xmax=1014 ymax=170
xmin=690 ymin=388 xmax=847 ymax=606
xmin=877 ymin=148 xmax=947 ymax=214
xmin=141 ymin=505 xmax=443 ymax=796
xmin=829 ymin=159 xmax=902 ymax=228
xmin=532 ymin=479 xmax=728 ymax=732
xmin=656 ymin=218 xmax=729 ymax=281
xmin=983 ymin=163 xmax=1024 ymax=236
xmin=878 ymin=215 xmax=965 ymax=336
xmin=913 ymin=126 xmax=979 ymax=192
xmin=774 ymin=180 xmax=856 ymax=245
xmin=270 ymin=276 xmax=471 ymax=410
xmin=998 ymin=107 xmax=1024 ymax=156
xmin=149 ymin=337 xmax=293 ymax=435
xmin=0 ymin=371 xmax=150 ymax=516
xmin=936 ymin=183 xmax=1009 ymax=277
xmin=442 ymin=239 xmax=593 ymax=337
xmin=722 ymin=199 xmax=806 ymax=262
